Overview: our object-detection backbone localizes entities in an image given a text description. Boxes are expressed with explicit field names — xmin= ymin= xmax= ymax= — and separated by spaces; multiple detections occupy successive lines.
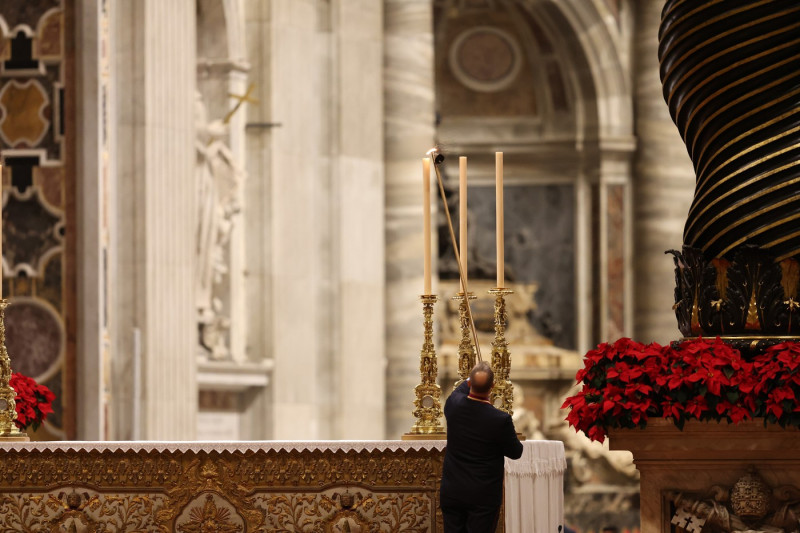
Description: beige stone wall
xmin=245 ymin=0 xmax=386 ymax=439
xmin=631 ymin=0 xmax=696 ymax=344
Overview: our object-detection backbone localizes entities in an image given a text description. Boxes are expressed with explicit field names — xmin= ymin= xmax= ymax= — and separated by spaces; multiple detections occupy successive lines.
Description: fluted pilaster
xmin=632 ymin=0 xmax=695 ymax=343
xmin=384 ymin=0 xmax=436 ymax=438
xmin=115 ymin=0 xmax=197 ymax=439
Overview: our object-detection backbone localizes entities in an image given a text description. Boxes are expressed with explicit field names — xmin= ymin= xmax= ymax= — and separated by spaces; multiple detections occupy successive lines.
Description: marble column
xmin=114 ymin=0 xmax=197 ymax=439
xmin=75 ymin=0 xmax=106 ymax=440
xmin=632 ymin=0 xmax=695 ymax=344
xmin=384 ymin=0 xmax=436 ymax=438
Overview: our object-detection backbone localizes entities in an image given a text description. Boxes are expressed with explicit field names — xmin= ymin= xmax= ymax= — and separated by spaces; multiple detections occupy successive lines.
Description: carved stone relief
xmin=669 ymin=467 xmax=800 ymax=533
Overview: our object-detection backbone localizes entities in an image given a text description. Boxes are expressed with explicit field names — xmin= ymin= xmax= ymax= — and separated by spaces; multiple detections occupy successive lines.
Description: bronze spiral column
xmin=661 ymin=0 xmax=800 ymax=259
xmin=661 ymin=0 xmax=800 ymax=343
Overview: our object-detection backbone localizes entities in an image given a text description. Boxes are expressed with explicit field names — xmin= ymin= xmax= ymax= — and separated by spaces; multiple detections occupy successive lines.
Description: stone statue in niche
xmin=195 ymin=92 xmax=244 ymax=362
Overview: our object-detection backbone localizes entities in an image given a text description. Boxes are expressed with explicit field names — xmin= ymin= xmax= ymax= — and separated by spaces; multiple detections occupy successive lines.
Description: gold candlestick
xmin=0 ymin=300 xmax=28 ymax=441
xmin=403 ymin=295 xmax=446 ymax=440
xmin=489 ymin=288 xmax=514 ymax=416
xmin=453 ymin=292 xmax=477 ymax=390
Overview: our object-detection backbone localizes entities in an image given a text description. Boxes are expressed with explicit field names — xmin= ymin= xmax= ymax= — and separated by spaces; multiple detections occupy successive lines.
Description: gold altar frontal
xmin=0 ymin=440 xmax=508 ymax=532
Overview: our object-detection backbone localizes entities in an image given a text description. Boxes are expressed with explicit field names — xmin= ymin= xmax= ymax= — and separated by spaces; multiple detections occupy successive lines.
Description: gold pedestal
xmin=489 ymin=288 xmax=514 ymax=416
xmin=452 ymin=292 xmax=477 ymax=391
xmin=0 ymin=300 xmax=28 ymax=442
xmin=403 ymin=295 xmax=446 ymax=440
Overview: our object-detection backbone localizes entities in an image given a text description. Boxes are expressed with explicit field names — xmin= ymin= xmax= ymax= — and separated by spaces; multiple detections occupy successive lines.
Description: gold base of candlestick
xmin=489 ymin=288 xmax=514 ymax=416
xmin=452 ymin=292 xmax=477 ymax=391
xmin=0 ymin=300 xmax=28 ymax=442
xmin=401 ymin=431 xmax=447 ymax=441
xmin=404 ymin=295 xmax=446 ymax=439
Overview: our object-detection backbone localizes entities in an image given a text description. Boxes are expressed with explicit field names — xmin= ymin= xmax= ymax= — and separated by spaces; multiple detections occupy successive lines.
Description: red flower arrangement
xmin=9 ymin=372 xmax=55 ymax=431
xmin=562 ymin=337 xmax=800 ymax=442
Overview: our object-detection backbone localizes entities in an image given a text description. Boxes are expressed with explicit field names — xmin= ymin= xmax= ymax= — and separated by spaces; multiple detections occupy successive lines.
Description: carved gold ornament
xmin=0 ymin=446 xmax=445 ymax=531
xmin=490 ymin=288 xmax=515 ymax=415
xmin=405 ymin=295 xmax=446 ymax=438
xmin=177 ymin=494 xmax=243 ymax=533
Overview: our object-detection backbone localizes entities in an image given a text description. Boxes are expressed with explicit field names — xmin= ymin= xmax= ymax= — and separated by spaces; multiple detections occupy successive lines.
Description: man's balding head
xmin=469 ymin=362 xmax=494 ymax=395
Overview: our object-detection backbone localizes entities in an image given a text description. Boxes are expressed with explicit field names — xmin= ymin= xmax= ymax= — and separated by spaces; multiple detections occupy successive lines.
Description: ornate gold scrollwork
xmin=406 ymin=295 xmax=446 ymax=438
xmin=0 ymin=446 xmax=446 ymax=531
xmin=490 ymin=288 xmax=515 ymax=415
xmin=453 ymin=292 xmax=477 ymax=391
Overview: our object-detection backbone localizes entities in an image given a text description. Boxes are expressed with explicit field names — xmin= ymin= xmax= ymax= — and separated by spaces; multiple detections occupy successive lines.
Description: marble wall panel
xmin=0 ymin=65 xmax=64 ymax=160
xmin=440 ymin=183 xmax=576 ymax=349
xmin=0 ymin=0 xmax=74 ymax=439
xmin=607 ymin=184 xmax=625 ymax=340
xmin=0 ymin=1 xmax=60 ymax=30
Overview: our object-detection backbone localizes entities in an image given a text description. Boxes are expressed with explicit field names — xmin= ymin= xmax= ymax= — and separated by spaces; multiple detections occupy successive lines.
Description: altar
xmin=0 ymin=439 xmax=565 ymax=532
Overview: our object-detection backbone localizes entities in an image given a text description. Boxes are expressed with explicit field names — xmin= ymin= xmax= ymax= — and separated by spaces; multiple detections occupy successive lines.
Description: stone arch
xmin=197 ymin=0 xmax=245 ymax=61
xmin=545 ymin=0 xmax=632 ymax=140
xmin=435 ymin=0 xmax=631 ymax=149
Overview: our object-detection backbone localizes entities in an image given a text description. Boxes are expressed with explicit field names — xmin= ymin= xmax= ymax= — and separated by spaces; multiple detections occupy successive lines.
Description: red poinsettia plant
xmin=10 ymin=372 xmax=55 ymax=431
xmin=563 ymin=337 xmax=800 ymax=443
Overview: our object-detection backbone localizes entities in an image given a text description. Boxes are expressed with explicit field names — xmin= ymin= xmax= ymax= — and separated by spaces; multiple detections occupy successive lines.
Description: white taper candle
xmin=459 ymin=156 xmax=468 ymax=293
xmin=496 ymin=152 xmax=504 ymax=288
xmin=423 ymin=157 xmax=432 ymax=295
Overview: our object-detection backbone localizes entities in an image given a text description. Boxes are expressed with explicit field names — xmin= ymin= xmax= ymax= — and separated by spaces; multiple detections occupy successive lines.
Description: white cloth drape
xmin=504 ymin=440 xmax=567 ymax=533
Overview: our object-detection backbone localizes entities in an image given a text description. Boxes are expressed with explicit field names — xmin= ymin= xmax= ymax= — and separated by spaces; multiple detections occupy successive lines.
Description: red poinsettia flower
xmin=563 ymin=336 xmax=800 ymax=442
xmin=9 ymin=373 xmax=56 ymax=431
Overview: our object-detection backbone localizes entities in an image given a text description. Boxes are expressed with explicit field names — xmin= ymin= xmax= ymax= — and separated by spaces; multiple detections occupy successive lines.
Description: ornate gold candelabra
xmin=453 ymin=292 xmax=477 ymax=390
xmin=403 ymin=295 xmax=446 ymax=440
xmin=489 ymin=288 xmax=514 ymax=416
xmin=0 ymin=299 xmax=28 ymax=441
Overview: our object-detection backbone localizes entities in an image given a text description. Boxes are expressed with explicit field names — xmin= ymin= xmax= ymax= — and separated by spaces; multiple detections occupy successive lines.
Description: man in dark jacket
xmin=440 ymin=361 xmax=524 ymax=532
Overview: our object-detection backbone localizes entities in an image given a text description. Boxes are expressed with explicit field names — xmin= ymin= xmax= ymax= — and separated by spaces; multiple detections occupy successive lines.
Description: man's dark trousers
xmin=440 ymin=494 xmax=500 ymax=532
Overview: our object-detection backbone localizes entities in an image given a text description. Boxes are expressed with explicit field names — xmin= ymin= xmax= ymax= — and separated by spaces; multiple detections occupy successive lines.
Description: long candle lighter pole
xmin=429 ymin=152 xmax=482 ymax=363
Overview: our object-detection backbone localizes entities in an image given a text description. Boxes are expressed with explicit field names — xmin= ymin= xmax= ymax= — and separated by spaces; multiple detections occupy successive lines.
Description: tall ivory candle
xmin=496 ymin=152 xmax=504 ymax=288
xmin=1 ymin=163 xmax=3 ymax=300
xmin=423 ymin=157 xmax=432 ymax=295
xmin=459 ymin=157 xmax=468 ymax=293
